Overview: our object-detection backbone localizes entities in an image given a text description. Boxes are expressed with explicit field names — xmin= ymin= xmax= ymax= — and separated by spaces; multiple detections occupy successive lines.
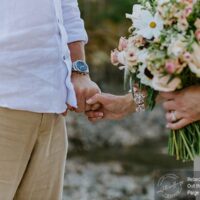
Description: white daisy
xmin=126 ymin=4 xmax=145 ymax=22
xmin=127 ymin=5 xmax=164 ymax=40
xmin=134 ymin=12 xmax=164 ymax=39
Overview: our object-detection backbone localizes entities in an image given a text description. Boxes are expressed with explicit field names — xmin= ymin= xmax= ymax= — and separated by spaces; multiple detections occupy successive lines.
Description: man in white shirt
xmin=0 ymin=0 xmax=100 ymax=199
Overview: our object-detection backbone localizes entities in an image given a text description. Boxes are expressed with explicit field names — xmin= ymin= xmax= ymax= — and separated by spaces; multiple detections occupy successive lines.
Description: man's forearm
xmin=68 ymin=41 xmax=86 ymax=62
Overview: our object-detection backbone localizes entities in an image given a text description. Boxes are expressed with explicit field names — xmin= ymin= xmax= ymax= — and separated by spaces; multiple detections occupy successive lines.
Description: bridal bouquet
xmin=111 ymin=0 xmax=200 ymax=161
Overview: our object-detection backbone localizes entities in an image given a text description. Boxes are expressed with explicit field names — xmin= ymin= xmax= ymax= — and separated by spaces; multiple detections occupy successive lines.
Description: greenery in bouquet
xmin=111 ymin=0 xmax=200 ymax=161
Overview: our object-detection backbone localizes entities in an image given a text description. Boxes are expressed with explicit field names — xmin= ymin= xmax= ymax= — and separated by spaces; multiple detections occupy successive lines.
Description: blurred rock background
xmin=63 ymin=1 xmax=193 ymax=199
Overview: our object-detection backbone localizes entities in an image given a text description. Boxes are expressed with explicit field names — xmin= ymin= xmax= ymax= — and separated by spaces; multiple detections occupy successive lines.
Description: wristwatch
xmin=72 ymin=60 xmax=89 ymax=75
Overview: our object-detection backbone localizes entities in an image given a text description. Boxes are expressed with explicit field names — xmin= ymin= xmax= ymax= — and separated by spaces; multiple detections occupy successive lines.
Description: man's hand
xmin=160 ymin=85 xmax=200 ymax=130
xmin=85 ymin=93 xmax=135 ymax=122
xmin=71 ymin=72 xmax=101 ymax=113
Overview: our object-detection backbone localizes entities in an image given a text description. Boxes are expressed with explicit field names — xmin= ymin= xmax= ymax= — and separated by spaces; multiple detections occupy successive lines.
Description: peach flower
xmin=152 ymin=74 xmax=181 ymax=92
xmin=118 ymin=37 xmax=128 ymax=51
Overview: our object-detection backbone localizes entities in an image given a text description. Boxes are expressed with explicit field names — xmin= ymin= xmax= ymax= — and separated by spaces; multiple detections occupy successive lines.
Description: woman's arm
xmin=85 ymin=93 xmax=136 ymax=122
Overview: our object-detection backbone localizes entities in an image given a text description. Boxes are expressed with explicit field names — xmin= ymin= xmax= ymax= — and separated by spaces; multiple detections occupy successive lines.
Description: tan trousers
xmin=0 ymin=107 xmax=68 ymax=200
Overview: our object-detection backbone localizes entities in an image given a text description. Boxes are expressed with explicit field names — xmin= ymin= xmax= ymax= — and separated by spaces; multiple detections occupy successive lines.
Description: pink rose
xmin=195 ymin=29 xmax=200 ymax=42
xmin=165 ymin=61 xmax=177 ymax=74
xmin=165 ymin=59 xmax=184 ymax=74
xmin=118 ymin=37 xmax=128 ymax=51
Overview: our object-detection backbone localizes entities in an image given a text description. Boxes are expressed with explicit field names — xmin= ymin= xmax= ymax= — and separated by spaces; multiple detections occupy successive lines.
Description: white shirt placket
xmin=53 ymin=0 xmax=77 ymax=108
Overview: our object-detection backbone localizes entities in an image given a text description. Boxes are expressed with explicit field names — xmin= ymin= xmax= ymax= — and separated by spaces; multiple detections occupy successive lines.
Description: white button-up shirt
xmin=0 ymin=0 xmax=88 ymax=113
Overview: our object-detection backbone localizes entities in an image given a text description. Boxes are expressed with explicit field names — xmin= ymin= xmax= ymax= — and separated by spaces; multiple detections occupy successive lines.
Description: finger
xmin=62 ymin=111 xmax=68 ymax=116
xmin=85 ymin=103 xmax=101 ymax=112
xmin=75 ymin=96 xmax=86 ymax=113
xmin=163 ymin=100 xmax=176 ymax=111
xmin=88 ymin=117 xmax=104 ymax=123
xmin=85 ymin=111 xmax=104 ymax=118
xmin=91 ymin=103 xmax=102 ymax=111
xmin=67 ymin=104 xmax=76 ymax=111
xmin=86 ymin=93 xmax=106 ymax=105
xmin=166 ymin=119 xmax=189 ymax=130
xmin=160 ymin=92 xmax=176 ymax=100
xmin=85 ymin=104 xmax=91 ymax=112
xmin=165 ymin=111 xmax=182 ymax=123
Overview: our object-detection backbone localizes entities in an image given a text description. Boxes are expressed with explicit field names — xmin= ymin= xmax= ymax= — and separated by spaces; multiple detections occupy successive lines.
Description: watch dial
xmin=77 ymin=61 xmax=87 ymax=72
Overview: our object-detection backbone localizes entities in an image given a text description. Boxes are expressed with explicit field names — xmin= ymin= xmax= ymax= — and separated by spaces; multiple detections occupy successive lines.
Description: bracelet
xmin=133 ymin=87 xmax=146 ymax=113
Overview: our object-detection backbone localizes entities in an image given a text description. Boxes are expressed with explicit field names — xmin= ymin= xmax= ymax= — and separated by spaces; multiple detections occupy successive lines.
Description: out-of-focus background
xmin=63 ymin=1 xmax=193 ymax=199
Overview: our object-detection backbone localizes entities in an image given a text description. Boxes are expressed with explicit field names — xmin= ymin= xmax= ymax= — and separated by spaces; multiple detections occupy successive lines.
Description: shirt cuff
xmin=67 ymin=31 xmax=88 ymax=44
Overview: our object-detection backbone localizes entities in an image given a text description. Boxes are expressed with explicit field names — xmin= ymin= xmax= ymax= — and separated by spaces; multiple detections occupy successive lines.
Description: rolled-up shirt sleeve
xmin=61 ymin=0 xmax=88 ymax=43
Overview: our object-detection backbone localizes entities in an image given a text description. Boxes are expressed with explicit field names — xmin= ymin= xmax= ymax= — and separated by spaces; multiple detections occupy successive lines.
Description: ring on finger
xmin=171 ymin=111 xmax=177 ymax=122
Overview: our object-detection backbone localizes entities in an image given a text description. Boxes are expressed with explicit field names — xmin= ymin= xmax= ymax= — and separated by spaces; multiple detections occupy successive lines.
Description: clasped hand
xmin=62 ymin=73 xmax=135 ymax=121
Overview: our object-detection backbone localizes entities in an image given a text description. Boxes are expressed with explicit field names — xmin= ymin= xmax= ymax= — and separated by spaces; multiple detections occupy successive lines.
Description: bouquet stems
xmin=168 ymin=122 xmax=200 ymax=162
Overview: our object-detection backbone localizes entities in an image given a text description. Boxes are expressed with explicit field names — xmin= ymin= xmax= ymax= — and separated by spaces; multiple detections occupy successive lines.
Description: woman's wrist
xmin=122 ymin=93 xmax=136 ymax=114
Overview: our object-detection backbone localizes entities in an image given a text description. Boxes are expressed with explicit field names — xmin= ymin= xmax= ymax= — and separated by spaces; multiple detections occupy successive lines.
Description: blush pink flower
xmin=118 ymin=37 xmax=128 ymax=51
xmin=195 ymin=29 xmax=200 ymax=42
xmin=111 ymin=49 xmax=120 ymax=66
xmin=125 ymin=48 xmax=138 ymax=67
xmin=183 ymin=52 xmax=192 ymax=61
xmin=184 ymin=7 xmax=193 ymax=17
xmin=165 ymin=60 xmax=177 ymax=74
xmin=111 ymin=49 xmax=126 ymax=66
xmin=165 ymin=59 xmax=184 ymax=74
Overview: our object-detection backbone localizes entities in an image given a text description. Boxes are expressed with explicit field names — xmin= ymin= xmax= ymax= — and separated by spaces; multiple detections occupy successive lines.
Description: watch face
xmin=76 ymin=61 xmax=88 ymax=72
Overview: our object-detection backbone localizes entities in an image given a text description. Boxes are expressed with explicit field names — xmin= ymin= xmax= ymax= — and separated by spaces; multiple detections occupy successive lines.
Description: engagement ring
xmin=171 ymin=111 xmax=177 ymax=122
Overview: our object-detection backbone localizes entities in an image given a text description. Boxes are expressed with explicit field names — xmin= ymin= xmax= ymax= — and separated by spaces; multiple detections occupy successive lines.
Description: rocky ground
xmin=66 ymin=106 xmax=167 ymax=151
xmin=63 ymin=159 xmax=154 ymax=200
xmin=63 ymin=106 xmax=193 ymax=200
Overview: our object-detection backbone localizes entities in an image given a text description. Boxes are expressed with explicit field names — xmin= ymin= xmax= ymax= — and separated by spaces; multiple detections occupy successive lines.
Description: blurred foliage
xmin=78 ymin=0 xmax=137 ymax=93
xmin=79 ymin=0 xmax=136 ymax=24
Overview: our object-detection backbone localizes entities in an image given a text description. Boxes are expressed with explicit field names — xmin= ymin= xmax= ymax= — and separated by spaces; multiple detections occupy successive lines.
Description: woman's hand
xmin=85 ymin=93 xmax=135 ymax=122
xmin=160 ymin=85 xmax=200 ymax=130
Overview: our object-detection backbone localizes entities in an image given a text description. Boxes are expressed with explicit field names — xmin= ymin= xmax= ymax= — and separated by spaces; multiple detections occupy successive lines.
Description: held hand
xmin=85 ymin=93 xmax=135 ymax=122
xmin=160 ymin=85 xmax=200 ymax=130
xmin=71 ymin=72 xmax=101 ymax=113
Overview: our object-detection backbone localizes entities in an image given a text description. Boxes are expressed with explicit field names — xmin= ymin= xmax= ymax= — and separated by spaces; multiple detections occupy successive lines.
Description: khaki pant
xmin=0 ymin=107 xmax=68 ymax=200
